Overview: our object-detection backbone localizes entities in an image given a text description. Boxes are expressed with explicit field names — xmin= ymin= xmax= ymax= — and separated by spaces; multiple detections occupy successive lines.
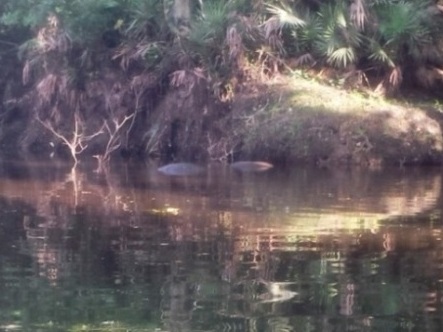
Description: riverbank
xmin=2 ymin=0 xmax=443 ymax=169
xmin=229 ymin=73 xmax=443 ymax=167
xmin=1 ymin=66 xmax=443 ymax=169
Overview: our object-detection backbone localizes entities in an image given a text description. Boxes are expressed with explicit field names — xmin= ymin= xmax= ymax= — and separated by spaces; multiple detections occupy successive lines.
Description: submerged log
xmin=158 ymin=162 xmax=204 ymax=176
xmin=230 ymin=161 xmax=273 ymax=172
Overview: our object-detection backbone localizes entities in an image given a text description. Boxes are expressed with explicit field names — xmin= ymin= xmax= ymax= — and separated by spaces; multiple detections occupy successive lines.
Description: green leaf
xmin=267 ymin=4 xmax=306 ymax=29
xmin=327 ymin=47 xmax=356 ymax=68
xmin=368 ymin=41 xmax=395 ymax=68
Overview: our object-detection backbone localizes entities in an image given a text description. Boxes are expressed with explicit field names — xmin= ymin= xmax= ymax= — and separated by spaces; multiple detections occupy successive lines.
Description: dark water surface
xmin=0 ymin=160 xmax=442 ymax=332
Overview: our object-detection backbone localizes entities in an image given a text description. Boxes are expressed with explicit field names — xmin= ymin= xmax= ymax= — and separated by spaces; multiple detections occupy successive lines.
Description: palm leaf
xmin=368 ymin=40 xmax=395 ymax=68
xmin=327 ymin=47 xmax=356 ymax=68
xmin=189 ymin=1 xmax=230 ymax=44
xmin=313 ymin=1 xmax=363 ymax=67
xmin=349 ymin=0 xmax=368 ymax=31
xmin=125 ymin=0 xmax=166 ymax=39
xmin=375 ymin=1 xmax=430 ymax=44
xmin=298 ymin=13 xmax=322 ymax=52
xmin=266 ymin=4 xmax=306 ymax=29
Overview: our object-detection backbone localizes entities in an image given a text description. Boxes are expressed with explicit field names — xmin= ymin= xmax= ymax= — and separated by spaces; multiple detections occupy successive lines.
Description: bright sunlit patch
xmin=151 ymin=206 xmax=180 ymax=216
xmin=0 ymin=324 xmax=21 ymax=330
xmin=165 ymin=207 xmax=180 ymax=215
xmin=277 ymin=212 xmax=384 ymax=234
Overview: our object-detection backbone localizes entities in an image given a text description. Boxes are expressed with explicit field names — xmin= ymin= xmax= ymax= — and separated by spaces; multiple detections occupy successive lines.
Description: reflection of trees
xmin=214 ymin=225 xmax=443 ymax=330
xmin=228 ymin=167 xmax=442 ymax=218
xmin=1 ymin=162 xmax=443 ymax=330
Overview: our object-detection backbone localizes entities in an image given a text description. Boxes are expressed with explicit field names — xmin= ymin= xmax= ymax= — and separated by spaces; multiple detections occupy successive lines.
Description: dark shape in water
xmin=230 ymin=161 xmax=273 ymax=172
xmin=158 ymin=162 xmax=204 ymax=176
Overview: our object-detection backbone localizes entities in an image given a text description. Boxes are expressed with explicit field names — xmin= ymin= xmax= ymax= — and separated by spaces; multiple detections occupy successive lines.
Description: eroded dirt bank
xmin=1 ymin=70 xmax=443 ymax=168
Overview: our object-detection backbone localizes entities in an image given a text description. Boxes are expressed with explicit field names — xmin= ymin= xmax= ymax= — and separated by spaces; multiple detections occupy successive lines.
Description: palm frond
xmin=298 ymin=13 xmax=322 ymax=50
xmin=291 ymin=53 xmax=315 ymax=67
xmin=266 ymin=4 xmax=306 ymax=29
xmin=312 ymin=1 xmax=363 ymax=67
xmin=375 ymin=1 xmax=430 ymax=44
xmin=349 ymin=0 xmax=368 ymax=31
xmin=37 ymin=73 xmax=58 ymax=104
xmin=188 ymin=1 xmax=230 ymax=44
xmin=125 ymin=0 xmax=166 ymax=39
xmin=327 ymin=47 xmax=356 ymax=68
xmin=388 ymin=66 xmax=402 ymax=87
xmin=226 ymin=25 xmax=243 ymax=61
xmin=262 ymin=4 xmax=303 ymax=50
xmin=368 ymin=41 xmax=395 ymax=67
xmin=369 ymin=0 xmax=436 ymax=69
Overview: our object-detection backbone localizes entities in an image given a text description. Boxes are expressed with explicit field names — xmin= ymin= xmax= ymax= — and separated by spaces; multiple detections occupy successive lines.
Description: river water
xmin=0 ymin=160 xmax=442 ymax=332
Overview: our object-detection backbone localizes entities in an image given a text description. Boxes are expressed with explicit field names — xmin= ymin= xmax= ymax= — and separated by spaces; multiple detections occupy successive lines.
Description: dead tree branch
xmin=38 ymin=112 xmax=104 ymax=165
xmin=95 ymin=114 xmax=135 ymax=172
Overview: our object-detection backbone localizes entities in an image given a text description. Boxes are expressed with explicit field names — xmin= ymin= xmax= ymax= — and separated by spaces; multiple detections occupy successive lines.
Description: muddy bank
xmin=115 ymin=74 xmax=443 ymax=167
xmin=1 ymin=68 xmax=443 ymax=168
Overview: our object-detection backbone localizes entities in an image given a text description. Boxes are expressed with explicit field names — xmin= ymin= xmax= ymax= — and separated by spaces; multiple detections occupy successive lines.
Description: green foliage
xmin=186 ymin=0 xmax=260 ymax=76
xmin=125 ymin=0 xmax=167 ymax=40
xmin=1 ymin=0 xmax=443 ymax=94
xmin=370 ymin=0 xmax=435 ymax=64
xmin=1 ymin=0 xmax=56 ymax=28
xmin=189 ymin=1 xmax=231 ymax=46
xmin=316 ymin=1 xmax=363 ymax=67
xmin=367 ymin=40 xmax=395 ymax=68
xmin=59 ymin=0 xmax=126 ymax=44
xmin=267 ymin=4 xmax=306 ymax=29
xmin=265 ymin=0 xmax=443 ymax=90
xmin=266 ymin=0 xmax=364 ymax=68
xmin=1 ymin=0 xmax=129 ymax=46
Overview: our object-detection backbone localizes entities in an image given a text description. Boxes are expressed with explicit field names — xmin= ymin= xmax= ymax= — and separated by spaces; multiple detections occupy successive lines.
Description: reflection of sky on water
xmin=0 ymin=160 xmax=441 ymax=331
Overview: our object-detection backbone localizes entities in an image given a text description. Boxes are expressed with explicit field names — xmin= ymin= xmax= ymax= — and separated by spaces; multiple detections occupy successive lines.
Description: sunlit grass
xmin=239 ymin=73 xmax=443 ymax=164
xmin=278 ymin=73 xmax=396 ymax=115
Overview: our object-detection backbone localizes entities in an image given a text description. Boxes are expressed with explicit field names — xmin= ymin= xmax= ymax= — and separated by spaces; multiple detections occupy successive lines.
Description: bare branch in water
xmin=37 ymin=112 xmax=104 ymax=165
xmin=95 ymin=114 xmax=135 ymax=173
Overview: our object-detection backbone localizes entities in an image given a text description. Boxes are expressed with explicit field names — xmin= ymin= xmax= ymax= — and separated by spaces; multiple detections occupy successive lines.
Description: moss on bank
xmin=230 ymin=74 xmax=443 ymax=167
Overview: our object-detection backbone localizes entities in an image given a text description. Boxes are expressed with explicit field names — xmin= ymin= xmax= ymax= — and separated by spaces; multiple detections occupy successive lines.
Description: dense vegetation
xmin=0 ymin=0 xmax=443 ymax=166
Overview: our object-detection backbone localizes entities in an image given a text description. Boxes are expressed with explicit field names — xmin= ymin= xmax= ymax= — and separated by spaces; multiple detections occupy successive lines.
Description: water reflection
xmin=0 ymin=160 xmax=441 ymax=331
